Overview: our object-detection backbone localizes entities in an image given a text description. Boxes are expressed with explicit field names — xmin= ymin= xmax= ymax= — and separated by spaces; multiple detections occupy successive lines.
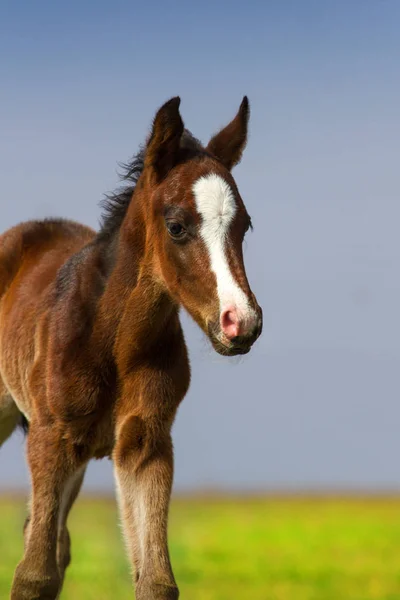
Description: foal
xmin=0 ymin=96 xmax=262 ymax=599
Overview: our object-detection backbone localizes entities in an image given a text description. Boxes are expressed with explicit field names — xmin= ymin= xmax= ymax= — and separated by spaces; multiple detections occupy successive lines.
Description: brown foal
xmin=0 ymin=96 xmax=262 ymax=599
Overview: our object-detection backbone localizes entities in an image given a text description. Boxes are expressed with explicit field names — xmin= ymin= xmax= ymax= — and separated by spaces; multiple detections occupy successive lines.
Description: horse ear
xmin=145 ymin=97 xmax=184 ymax=181
xmin=206 ymin=96 xmax=250 ymax=170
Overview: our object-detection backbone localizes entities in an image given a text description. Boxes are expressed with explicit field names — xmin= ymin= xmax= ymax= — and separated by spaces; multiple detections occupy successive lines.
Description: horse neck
xmin=93 ymin=195 xmax=178 ymax=358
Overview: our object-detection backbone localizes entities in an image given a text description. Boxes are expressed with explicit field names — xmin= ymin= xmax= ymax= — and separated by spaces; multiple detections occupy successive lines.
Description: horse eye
xmin=167 ymin=221 xmax=185 ymax=238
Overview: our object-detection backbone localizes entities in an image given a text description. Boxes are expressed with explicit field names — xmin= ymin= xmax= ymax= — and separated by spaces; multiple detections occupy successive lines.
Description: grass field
xmin=1 ymin=495 xmax=400 ymax=599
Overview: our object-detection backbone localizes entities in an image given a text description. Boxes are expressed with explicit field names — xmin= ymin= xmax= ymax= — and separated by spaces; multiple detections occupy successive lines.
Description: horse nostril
xmin=220 ymin=306 xmax=262 ymax=344
xmin=220 ymin=307 xmax=241 ymax=340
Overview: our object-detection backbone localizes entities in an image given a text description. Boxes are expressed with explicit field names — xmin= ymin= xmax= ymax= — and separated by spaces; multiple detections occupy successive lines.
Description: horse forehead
xmin=192 ymin=173 xmax=238 ymax=221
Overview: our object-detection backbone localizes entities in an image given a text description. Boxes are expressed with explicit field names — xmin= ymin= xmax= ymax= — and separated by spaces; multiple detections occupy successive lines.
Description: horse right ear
xmin=145 ymin=97 xmax=184 ymax=181
xmin=206 ymin=96 xmax=250 ymax=170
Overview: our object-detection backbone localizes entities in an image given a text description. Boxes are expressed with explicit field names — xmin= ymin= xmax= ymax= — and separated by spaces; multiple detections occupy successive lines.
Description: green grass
xmin=1 ymin=495 xmax=400 ymax=599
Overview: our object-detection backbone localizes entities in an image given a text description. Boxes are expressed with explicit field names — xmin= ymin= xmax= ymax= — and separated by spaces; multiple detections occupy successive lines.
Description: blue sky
xmin=1 ymin=1 xmax=399 ymax=492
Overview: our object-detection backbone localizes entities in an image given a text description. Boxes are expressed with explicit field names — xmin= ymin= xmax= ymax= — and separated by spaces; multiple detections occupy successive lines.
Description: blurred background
xmin=1 ymin=1 xmax=399 ymax=598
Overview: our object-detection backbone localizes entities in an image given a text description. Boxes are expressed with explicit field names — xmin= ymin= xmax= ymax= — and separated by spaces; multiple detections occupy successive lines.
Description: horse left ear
xmin=206 ymin=96 xmax=250 ymax=170
xmin=145 ymin=97 xmax=184 ymax=181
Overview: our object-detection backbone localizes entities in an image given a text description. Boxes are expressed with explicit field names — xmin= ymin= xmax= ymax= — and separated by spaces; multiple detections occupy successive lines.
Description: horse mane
xmin=98 ymin=147 xmax=145 ymax=241
xmin=98 ymin=130 xmax=203 ymax=240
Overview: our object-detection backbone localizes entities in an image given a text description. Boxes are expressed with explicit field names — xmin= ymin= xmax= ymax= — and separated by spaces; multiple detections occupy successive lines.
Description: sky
xmin=0 ymin=0 xmax=399 ymax=493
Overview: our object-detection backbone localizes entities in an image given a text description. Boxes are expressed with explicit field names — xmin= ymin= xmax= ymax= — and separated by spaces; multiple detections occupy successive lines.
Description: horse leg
xmin=21 ymin=466 xmax=85 ymax=598
xmin=114 ymin=415 xmax=178 ymax=600
xmin=11 ymin=422 xmax=84 ymax=600
xmin=56 ymin=465 xmax=86 ymax=587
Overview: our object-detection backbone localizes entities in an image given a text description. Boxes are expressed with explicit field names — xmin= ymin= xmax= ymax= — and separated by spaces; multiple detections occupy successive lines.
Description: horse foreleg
xmin=114 ymin=415 xmax=178 ymax=600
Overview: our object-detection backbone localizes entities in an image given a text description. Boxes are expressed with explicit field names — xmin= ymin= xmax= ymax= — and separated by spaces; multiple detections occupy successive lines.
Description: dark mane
xmin=98 ymin=130 xmax=203 ymax=240
xmin=98 ymin=147 xmax=145 ymax=240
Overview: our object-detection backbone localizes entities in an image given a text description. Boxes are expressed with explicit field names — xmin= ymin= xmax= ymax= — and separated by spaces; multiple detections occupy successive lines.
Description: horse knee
xmin=115 ymin=415 xmax=173 ymax=471
xmin=11 ymin=561 xmax=60 ymax=600
xmin=114 ymin=415 xmax=148 ymax=470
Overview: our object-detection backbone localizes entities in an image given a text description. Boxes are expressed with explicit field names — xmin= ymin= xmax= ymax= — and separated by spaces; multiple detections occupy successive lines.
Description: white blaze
xmin=192 ymin=173 xmax=253 ymax=320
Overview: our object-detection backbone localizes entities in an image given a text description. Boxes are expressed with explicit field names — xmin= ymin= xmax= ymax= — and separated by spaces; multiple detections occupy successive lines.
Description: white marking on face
xmin=192 ymin=173 xmax=254 ymax=322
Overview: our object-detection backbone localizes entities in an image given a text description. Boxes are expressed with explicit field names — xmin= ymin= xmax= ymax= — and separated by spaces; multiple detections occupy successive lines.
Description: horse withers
xmin=0 ymin=96 xmax=262 ymax=599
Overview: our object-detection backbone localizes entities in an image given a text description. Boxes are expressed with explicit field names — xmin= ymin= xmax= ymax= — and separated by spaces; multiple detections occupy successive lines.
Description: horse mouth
xmin=216 ymin=342 xmax=251 ymax=357
xmin=207 ymin=324 xmax=252 ymax=357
